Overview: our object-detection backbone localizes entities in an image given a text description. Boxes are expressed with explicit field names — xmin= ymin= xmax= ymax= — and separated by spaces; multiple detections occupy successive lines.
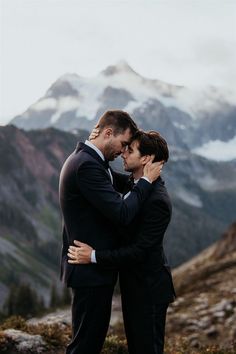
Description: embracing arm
xmin=95 ymin=199 xmax=171 ymax=266
xmin=68 ymin=199 xmax=171 ymax=267
xmin=112 ymin=170 xmax=130 ymax=194
xmin=76 ymin=161 xmax=155 ymax=226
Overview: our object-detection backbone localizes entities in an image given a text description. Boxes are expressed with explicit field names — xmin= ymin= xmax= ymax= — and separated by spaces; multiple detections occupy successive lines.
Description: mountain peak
xmin=102 ymin=60 xmax=139 ymax=76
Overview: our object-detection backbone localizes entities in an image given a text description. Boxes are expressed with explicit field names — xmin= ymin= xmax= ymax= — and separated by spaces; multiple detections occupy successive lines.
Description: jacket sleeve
xmin=76 ymin=161 xmax=152 ymax=226
xmin=95 ymin=199 xmax=171 ymax=266
xmin=112 ymin=170 xmax=130 ymax=194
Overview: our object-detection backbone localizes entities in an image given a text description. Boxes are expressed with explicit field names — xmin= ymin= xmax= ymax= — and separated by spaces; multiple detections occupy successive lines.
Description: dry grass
xmin=0 ymin=316 xmax=235 ymax=353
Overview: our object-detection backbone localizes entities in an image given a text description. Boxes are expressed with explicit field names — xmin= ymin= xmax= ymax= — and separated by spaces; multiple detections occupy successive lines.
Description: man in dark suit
xmin=68 ymin=130 xmax=176 ymax=354
xmin=59 ymin=111 xmax=162 ymax=354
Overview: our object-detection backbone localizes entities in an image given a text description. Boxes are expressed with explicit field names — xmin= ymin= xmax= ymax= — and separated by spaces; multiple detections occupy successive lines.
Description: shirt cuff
xmin=141 ymin=176 xmax=151 ymax=184
xmin=91 ymin=250 xmax=97 ymax=263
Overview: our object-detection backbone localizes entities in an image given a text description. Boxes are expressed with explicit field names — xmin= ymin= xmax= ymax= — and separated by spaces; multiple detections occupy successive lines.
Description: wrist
xmin=141 ymin=176 xmax=151 ymax=184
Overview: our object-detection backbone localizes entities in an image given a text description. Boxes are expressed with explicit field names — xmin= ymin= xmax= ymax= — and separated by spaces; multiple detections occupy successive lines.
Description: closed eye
xmin=121 ymin=142 xmax=129 ymax=147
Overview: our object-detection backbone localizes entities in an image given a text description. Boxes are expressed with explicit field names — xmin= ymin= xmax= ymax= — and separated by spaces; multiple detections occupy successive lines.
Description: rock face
xmin=0 ymin=125 xmax=88 ymax=308
xmin=2 ymin=329 xmax=46 ymax=353
xmin=166 ymin=222 xmax=236 ymax=349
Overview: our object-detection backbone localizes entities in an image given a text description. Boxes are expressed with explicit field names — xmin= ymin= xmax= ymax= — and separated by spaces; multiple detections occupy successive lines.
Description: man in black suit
xmin=59 ymin=111 xmax=162 ymax=354
xmin=68 ymin=130 xmax=176 ymax=354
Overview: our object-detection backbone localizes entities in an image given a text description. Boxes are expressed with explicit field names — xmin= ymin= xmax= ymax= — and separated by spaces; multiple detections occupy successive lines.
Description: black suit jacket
xmin=59 ymin=142 xmax=153 ymax=288
xmin=96 ymin=177 xmax=176 ymax=304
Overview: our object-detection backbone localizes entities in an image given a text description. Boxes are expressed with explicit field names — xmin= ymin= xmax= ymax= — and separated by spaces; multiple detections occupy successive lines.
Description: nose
xmin=120 ymin=146 xmax=126 ymax=154
xmin=121 ymin=150 xmax=127 ymax=159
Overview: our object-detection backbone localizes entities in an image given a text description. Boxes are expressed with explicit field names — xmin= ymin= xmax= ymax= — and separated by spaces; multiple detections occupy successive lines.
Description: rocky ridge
xmin=166 ymin=222 xmax=236 ymax=349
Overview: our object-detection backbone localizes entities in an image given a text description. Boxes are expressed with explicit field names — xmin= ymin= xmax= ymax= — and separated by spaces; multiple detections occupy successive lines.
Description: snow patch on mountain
xmin=32 ymin=98 xmax=57 ymax=111
xmin=50 ymin=97 xmax=80 ymax=123
xmin=175 ymin=188 xmax=203 ymax=208
xmin=193 ymin=136 xmax=236 ymax=161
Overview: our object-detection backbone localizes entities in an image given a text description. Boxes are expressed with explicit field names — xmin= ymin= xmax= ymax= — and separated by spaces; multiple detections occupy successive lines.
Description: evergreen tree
xmin=50 ymin=284 xmax=61 ymax=309
xmin=60 ymin=286 xmax=71 ymax=306
xmin=4 ymin=283 xmax=45 ymax=318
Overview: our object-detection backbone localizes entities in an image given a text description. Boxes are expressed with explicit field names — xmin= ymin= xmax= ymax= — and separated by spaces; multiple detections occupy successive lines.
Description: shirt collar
xmin=85 ymin=140 xmax=105 ymax=162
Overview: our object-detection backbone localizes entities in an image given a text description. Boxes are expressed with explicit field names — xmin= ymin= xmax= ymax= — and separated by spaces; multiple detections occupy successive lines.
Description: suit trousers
xmin=66 ymin=285 xmax=114 ymax=354
xmin=122 ymin=295 xmax=169 ymax=354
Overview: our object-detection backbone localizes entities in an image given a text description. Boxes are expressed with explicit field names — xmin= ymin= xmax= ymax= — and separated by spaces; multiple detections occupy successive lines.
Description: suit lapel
xmin=76 ymin=142 xmax=112 ymax=181
xmin=76 ymin=142 xmax=106 ymax=168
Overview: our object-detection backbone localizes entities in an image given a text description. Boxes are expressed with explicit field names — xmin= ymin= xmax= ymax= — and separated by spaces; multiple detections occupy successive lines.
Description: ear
xmin=141 ymin=155 xmax=152 ymax=165
xmin=103 ymin=127 xmax=113 ymax=139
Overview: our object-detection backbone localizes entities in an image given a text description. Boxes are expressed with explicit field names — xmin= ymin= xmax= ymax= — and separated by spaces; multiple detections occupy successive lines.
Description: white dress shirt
xmin=85 ymin=140 xmax=113 ymax=184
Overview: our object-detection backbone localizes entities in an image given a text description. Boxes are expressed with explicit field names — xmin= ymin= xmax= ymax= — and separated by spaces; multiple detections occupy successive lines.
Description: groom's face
xmin=103 ymin=128 xmax=132 ymax=161
xmin=122 ymin=140 xmax=143 ymax=172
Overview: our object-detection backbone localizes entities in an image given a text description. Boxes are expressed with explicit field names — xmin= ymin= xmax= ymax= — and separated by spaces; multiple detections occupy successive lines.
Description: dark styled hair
xmin=132 ymin=130 xmax=169 ymax=162
xmin=97 ymin=110 xmax=138 ymax=136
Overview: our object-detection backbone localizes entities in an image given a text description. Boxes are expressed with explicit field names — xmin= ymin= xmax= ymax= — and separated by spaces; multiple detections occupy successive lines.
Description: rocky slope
xmin=0 ymin=125 xmax=88 ymax=308
xmin=165 ymin=221 xmax=236 ymax=350
xmin=0 ymin=223 xmax=235 ymax=353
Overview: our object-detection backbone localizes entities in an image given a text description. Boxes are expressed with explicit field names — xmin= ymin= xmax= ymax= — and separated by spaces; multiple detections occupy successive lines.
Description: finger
xmin=74 ymin=240 xmax=83 ymax=247
xmin=69 ymin=246 xmax=79 ymax=253
xmin=68 ymin=248 xmax=75 ymax=256
xmin=67 ymin=252 xmax=76 ymax=259
xmin=150 ymin=154 xmax=155 ymax=162
xmin=68 ymin=250 xmax=78 ymax=258
xmin=68 ymin=260 xmax=79 ymax=264
xmin=145 ymin=160 xmax=152 ymax=167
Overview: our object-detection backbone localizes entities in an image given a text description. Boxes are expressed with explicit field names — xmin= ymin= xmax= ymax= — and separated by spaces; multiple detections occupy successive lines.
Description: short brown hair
xmin=132 ymin=130 xmax=169 ymax=162
xmin=97 ymin=110 xmax=138 ymax=136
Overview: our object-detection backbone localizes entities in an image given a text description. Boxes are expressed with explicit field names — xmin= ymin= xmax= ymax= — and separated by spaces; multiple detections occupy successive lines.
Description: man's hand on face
xmin=68 ymin=240 xmax=93 ymax=264
xmin=143 ymin=156 xmax=164 ymax=183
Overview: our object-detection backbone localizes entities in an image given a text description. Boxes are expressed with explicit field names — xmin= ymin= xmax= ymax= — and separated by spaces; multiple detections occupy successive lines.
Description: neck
xmin=89 ymin=139 xmax=105 ymax=155
xmin=132 ymin=167 xmax=143 ymax=180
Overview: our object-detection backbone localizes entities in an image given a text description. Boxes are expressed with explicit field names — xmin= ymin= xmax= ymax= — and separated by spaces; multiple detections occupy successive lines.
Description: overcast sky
xmin=1 ymin=0 xmax=236 ymax=124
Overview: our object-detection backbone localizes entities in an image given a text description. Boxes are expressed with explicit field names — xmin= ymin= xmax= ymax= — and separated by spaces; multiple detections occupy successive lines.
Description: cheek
xmin=127 ymin=155 xmax=134 ymax=162
xmin=115 ymin=142 xmax=122 ymax=151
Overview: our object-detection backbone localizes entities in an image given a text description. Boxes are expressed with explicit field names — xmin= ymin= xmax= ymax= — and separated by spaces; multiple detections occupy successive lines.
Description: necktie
xmin=123 ymin=175 xmax=134 ymax=199
xmin=127 ymin=175 xmax=134 ymax=190
xmin=103 ymin=159 xmax=110 ymax=170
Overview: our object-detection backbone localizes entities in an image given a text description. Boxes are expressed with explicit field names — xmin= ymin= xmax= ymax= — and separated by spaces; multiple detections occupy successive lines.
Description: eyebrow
xmin=122 ymin=141 xmax=129 ymax=146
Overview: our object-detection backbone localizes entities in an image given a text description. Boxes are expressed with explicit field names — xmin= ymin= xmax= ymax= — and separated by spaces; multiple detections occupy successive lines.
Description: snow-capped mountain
xmin=11 ymin=61 xmax=236 ymax=160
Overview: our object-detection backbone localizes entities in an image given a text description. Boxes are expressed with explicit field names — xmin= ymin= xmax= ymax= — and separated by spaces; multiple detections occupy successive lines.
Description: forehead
xmin=116 ymin=128 xmax=132 ymax=143
xmin=129 ymin=140 xmax=140 ymax=150
xmin=129 ymin=140 xmax=139 ymax=152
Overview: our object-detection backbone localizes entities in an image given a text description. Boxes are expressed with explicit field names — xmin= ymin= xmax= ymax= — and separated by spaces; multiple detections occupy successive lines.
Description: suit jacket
xmin=59 ymin=142 xmax=153 ymax=288
xmin=96 ymin=177 xmax=176 ymax=304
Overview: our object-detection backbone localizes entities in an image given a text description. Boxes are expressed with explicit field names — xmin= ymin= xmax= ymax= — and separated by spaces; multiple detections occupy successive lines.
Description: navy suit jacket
xmin=59 ymin=142 xmax=153 ymax=288
xmin=96 ymin=177 xmax=176 ymax=304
